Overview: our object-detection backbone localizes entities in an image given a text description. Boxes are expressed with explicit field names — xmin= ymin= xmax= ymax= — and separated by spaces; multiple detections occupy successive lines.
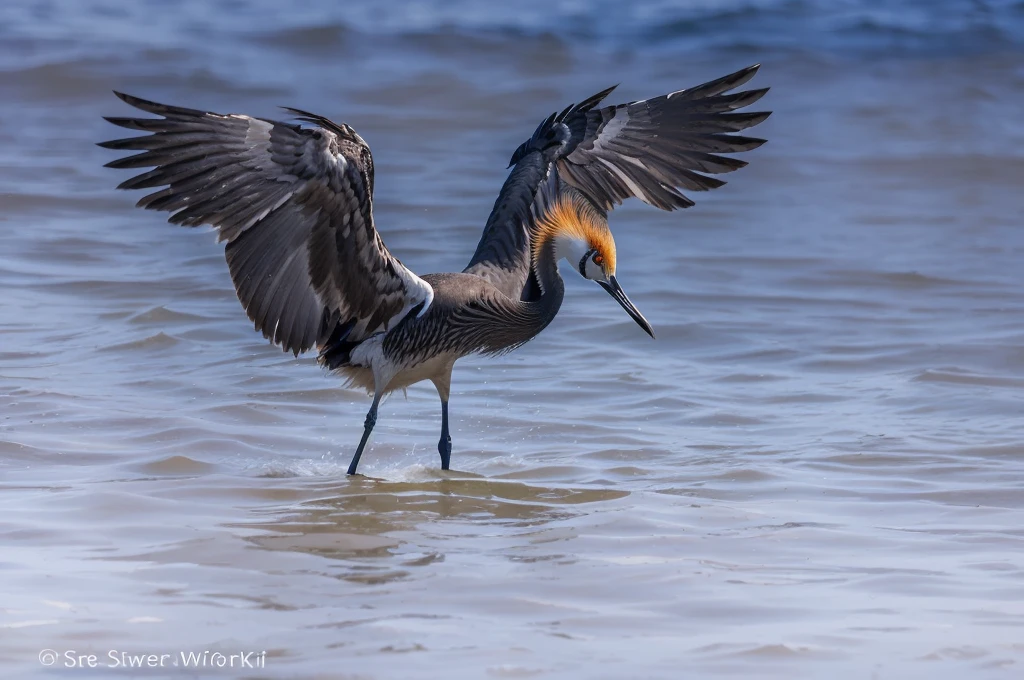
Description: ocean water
xmin=2 ymin=0 xmax=1024 ymax=677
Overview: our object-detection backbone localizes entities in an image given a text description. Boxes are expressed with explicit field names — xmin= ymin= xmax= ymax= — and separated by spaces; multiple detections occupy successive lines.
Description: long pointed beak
xmin=598 ymin=276 xmax=655 ymax=339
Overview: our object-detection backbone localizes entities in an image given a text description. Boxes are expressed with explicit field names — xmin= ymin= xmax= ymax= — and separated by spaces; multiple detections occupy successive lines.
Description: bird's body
xmin=322 ymin=269 xmax=562 ymax=395
xmin=101 ymin=65 xmax=770 ymax=474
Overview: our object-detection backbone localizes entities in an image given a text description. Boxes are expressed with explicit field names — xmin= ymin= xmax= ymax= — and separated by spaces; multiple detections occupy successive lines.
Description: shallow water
xmin=2 ymin=1 xmax=1024 ymax=677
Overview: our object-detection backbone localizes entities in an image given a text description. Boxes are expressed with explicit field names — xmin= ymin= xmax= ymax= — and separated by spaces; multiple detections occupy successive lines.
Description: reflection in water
xmin=237 ymin=476 xmax=629 ymax=582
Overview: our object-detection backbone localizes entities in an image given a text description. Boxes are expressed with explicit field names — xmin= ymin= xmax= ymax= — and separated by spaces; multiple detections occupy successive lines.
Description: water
xmin=2 ymin=1 xmax=1024 ymax=677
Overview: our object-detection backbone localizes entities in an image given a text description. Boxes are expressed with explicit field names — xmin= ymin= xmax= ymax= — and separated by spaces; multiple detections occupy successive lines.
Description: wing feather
xmin=560 ymin=65 xmax=769 ymax=210
xmin=101 ymin=92 xmax=432 ymax=355
xmin=467 ymin=64 xmax=770 ymax=295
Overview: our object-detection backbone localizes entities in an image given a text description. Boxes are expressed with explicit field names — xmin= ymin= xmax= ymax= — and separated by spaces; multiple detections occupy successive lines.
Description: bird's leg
xmin=438 ymin=400 xmax=452 ymax=470
xmin=347 ymin=393 xmax=382 ymax=476
xmin=430 ymin=368 xmax=455 ymax=471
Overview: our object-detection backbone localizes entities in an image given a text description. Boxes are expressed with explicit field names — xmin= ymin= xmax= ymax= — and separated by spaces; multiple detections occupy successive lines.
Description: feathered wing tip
xmin=564 ymin=84 xmax=619 ymax=119
xmin=558 ymin=63 xmax=771 ymax=212
xmin=98 ymin=93 xmax=250 ymax=199
xmin=105 ymin=90 xmax=208 ymax=119
xmin=667 ymin=63 xmax=761 ymax=100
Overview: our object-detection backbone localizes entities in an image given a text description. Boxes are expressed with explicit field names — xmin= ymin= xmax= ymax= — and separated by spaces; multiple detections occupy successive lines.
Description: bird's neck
xmin=528 ymin=231 xmax=565 ymax=324
xmin=454 ymin=234 xmax=564 ymax=357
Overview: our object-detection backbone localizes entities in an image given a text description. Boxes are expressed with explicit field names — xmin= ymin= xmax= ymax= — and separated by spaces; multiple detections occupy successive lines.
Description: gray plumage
xmin=100 ymin=95 xmax=432 ymax=356
xmin=100 ymin=65 xmax=770 ymax=475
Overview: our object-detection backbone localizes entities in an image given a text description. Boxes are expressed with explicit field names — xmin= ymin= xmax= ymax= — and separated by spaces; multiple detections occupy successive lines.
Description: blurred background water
xmin=2 ymin=0 xmax=1024 ymax=677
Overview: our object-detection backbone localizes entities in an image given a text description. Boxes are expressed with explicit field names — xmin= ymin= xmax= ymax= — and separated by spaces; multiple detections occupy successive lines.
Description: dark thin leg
xmin=437 ymin=400 xmax=452 ymax=470
xmin=347 ymin=395 xmax=381 ymax=476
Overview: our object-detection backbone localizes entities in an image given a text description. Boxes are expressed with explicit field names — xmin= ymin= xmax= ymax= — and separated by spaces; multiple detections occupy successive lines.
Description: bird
xmin=100 ymin=64 xmax=770 ymax=475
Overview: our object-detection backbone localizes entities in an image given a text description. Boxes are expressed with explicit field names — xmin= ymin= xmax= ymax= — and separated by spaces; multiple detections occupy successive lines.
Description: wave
xmin=3 ymin=0 xmax=1021 ymax=68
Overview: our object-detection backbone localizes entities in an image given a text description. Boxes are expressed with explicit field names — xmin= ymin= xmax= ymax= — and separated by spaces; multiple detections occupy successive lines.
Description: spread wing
xmin=465 ymin=64 xmax=769 ymax=296
xmin=556 ymin=64 xmax=770 ymax=211
xmin=100 ymin=93 xmax=433 ymax=356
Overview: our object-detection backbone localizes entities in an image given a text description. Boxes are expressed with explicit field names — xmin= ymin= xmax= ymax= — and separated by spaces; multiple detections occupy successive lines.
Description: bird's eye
xmin=593 ymin=253 xmax=604 ymax=266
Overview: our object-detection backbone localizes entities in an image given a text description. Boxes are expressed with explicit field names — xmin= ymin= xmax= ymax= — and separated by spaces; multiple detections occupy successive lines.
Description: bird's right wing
xmin=100 ymin=93 xmax=433 ymax=355
xmin=465 ymin=64 xmax=769 ymax=296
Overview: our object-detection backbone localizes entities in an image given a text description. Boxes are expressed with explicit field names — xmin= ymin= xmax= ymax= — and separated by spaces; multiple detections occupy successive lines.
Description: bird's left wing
xmin=100 ymin=93 xmax=432 ymax=356
xmin=554 ymin=64 xmax=769 ymax=211
xmin=465 ymin=64 xmax=770 ymax=297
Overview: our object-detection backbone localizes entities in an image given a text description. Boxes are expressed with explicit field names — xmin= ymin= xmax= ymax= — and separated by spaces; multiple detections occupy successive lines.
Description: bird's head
xmin=534 ymin=189 xmax=655 ymax=338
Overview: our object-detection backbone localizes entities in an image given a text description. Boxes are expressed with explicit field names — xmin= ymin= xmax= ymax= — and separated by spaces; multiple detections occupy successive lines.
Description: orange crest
xmin=533 ymin=190 xmax=616 ymax=273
